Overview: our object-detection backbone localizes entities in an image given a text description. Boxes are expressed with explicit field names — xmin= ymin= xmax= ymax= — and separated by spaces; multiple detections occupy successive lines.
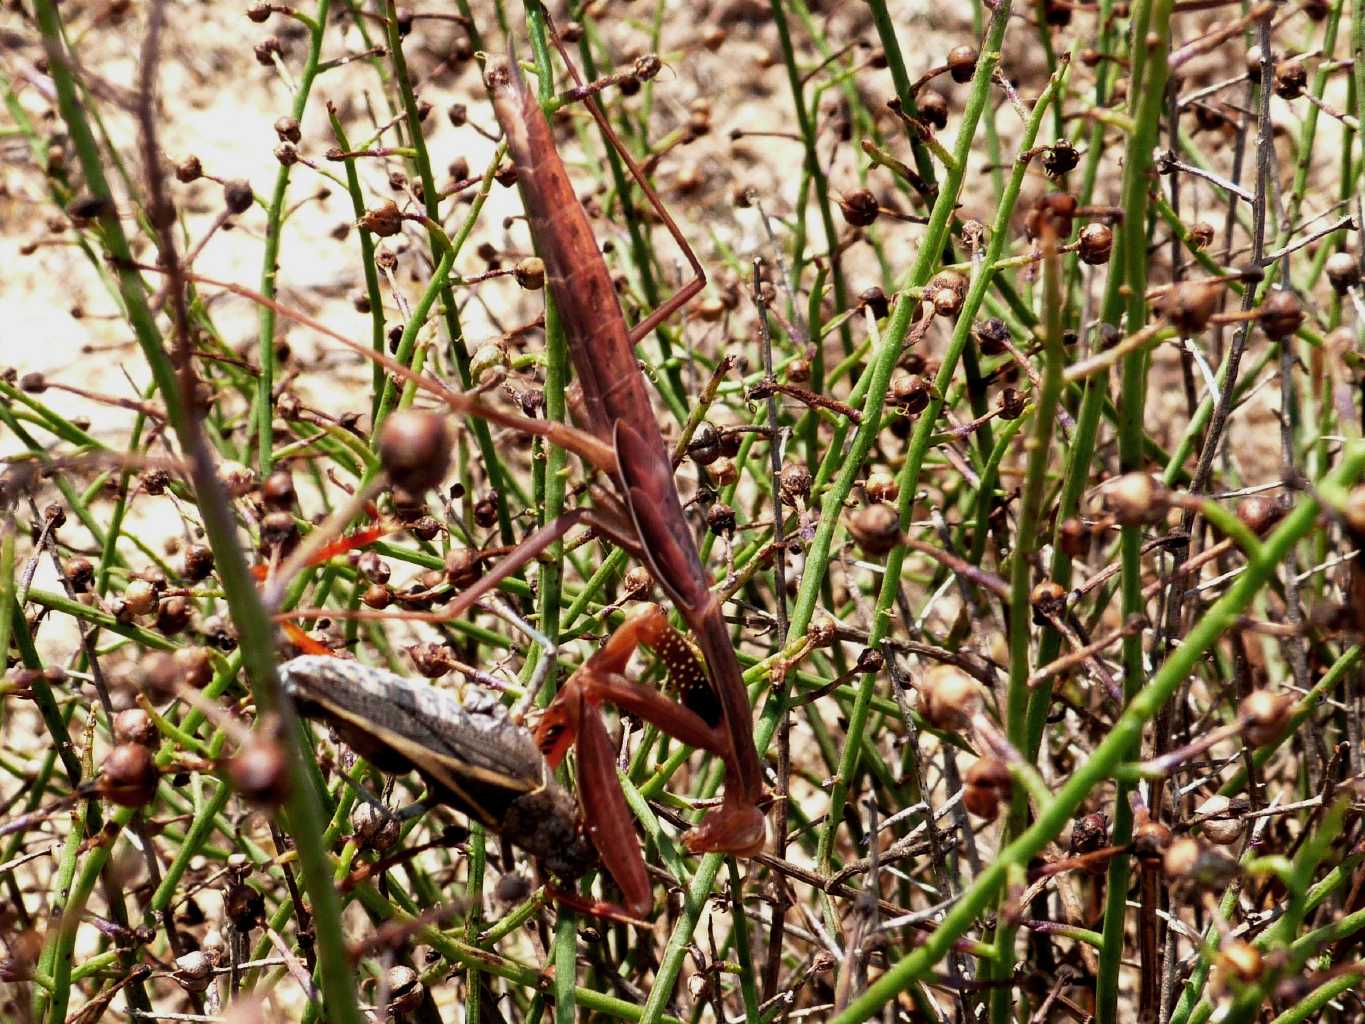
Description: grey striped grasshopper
xmin=279 ymin=655 xmax=598 ymax=892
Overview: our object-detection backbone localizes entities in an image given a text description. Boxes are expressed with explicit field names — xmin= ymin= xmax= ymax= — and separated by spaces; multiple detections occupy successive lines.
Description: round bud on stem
xmin=378 ymin=410 xmax=452 ymax=493
xmin=860 ymin=286 xmax=890 ymax=320
xmin=963 ymin=757 xmax=1011 ymax=820
xmin=99 ymin=743 xmax=159 ymax=807
xmin=173 ymin=951 xmax=213 ymax=993
xmin=64 ymin=557 xmax=94 ymax=593
xmin=1258 ymin=290 xmax=1304 ymax=340
xmin=1234 ymin=494 xmax=1282 ymax=536
xmin=352 ymin=801 xmax=401 ymax=851
xmin=514 ymin=256 xmax=545 ymax=290
xmin=1326 ymin=252 xmax=1360 ymax=293
xmin=779 ymin=464 xmax=812 ymax=505
xmin=847 ymin=502 xmax=901 ymax=556
xmin=929 ymin=271 xmax=967 ymax=317
xmin=918 ymin=664 xmax=982 ymax=731
xmin=836 ymin=188 xmax=880 ymax=227
xmin=1240 ymin=689 xmax=1293 ymax=746
xmin=1160 ymin=280 xmax=1222 ymax=334
xmin=359 ymin=200 xmax=403 ymax=237
xmin=176 ymin=646 xmax=215 ymax=689
xmin=227 ymin=734 xmax=291 ymax=806
xmin=865 ymin=470 xmax=899 ymax=504
xmin=175 ymin=155 xmax=203 ymax=182
xmin=1078 ymin=223 xmax=1113 ymax=265
xmin=918 ymin=90 xmax=949 ymax=130
xmin=114 ymin=708 xmax=158 ymax=747
xmin=386 ymin=965 xmax=424 ymax=1015
xmin=1195 ymin=794 xmax=1243 ymax=845
xmin=976 ymin=318 xmax=1010 ymax=356
xmin=1042 ymin=140 xmax=1079 ymax=177
xmin=223 ymin=180 xmax=254 ymax=215
xmin=947 ymin=45 xmax=979 ymax=83
xmin=1106 ymin=473 xmax=1166 ymax=526
xmin=1057 ymin=517 xmax=1090 ymax=559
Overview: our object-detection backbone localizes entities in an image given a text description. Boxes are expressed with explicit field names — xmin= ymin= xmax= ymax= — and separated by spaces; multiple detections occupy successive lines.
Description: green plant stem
xmin=1094 ymin=1 xmax=1172 ymax=1017
xmin=256 ymin=0 xmax=332 ymax=476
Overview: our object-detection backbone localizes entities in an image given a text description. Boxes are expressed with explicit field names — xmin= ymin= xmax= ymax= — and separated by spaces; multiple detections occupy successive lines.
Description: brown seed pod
xmin=361 ymin=583 xmax=392 ymax=609
xmin=137 ymin=652 xmax=179 ymax=702
xmin=1273 ymin=60 xmax=1307 ymax=99
xmin=444 ymin=547 xmax=484 ymax=589
xmin=223 ymin=180 xmax=254 ymax=215
xmin=1106 ymin=473 xmax=1166 ymax=526
xmin=1190 ymin=221 xmax=1215 ymax=250
xmin=64 ymin=556 xmax=94 ymax=593
xmin=779 ymin=464 xmax=812 ymax=505
xmin=1240 ymin=689 xmax=1293 ymax=747
xmin=99 ymin=743 xmax=160 ymax=807
xmin=352 ymin=801 xmax=401 ymax=851
xmin=183 ymin=544 xmax=215 ymax=582
xmin=260 ymin=470 xmax=296 ymax=512
xmin=918 ymin=664 xmax=982 ymax=731
xmin=1132 ymin=819 xmax=1173 ymax=863
xmin=472 ymin=493 xmax=499 ymax=529
xmin=1326 ymin=252 xmax=1360 ymax=293
xmin=224 ymin=881 xmax=265 ymax=931
xmin=175 ymin=645 xmax=215 ymax=689
xmin=378 ymin=410 xmax=452 ymax=493
xmin=1159 ymin=280 xmax=1222 ymax=334
xmin=622 ymin=566 xmax=653 ymax=598
xmin=918 ymin=90 xmax=949 ymax=130
xmin=976 ymin=317 xmax=1011 ymax=356
xmin=1025 ymin=192 xmax=1077 ymax=240
xmin=1069 ymin=812 xmax=1110 ymax=873
xmin=1257 ymin=290 xmax=1304 ymax=340
xmin=947 ymin=45 xmax=979 ymax=83
xmin=226 ymin=735 xmax=291 ymax=807
xmin=1234 ymin=494 xmax=1282 ymax=536
xmin=408 ymin=642 xmax=457 ymax=679
xmin=114 ymin=708 xmax=158 ymax=747
xmin=1195 ymin=794 xmax=1243 ymax=846
xmin=963 ymin=757 xmax=1012 ymax=820
xmin=836 ymin=188 xmax=880 ymax=227
xmin=865 ymin=470 xmax=899 ymax=504
xmin=706 ymin=502 xmax=737 ymax=535
xmin=360 ymin=200 xmax=404 ymax=238
xmin=890 ymin=371 xmax=931 ymax=415
xmin=847 ymin=502 xmax=901 ymax=556
xmin=860 ymin=286 xmax=890 ymax=320
xmin=1077 ymin=223 xmax=1113 ymax=265
xmin=172 ymin=951 xmax=213 ymax=993
xmin=1057 ymin=517 xmax=1090 ymax=559
xmin=156 ymin=596 xmax=192 ymax=636
xmin=1042 ymin=140 xmax=1079 ymax=178
xmin=929 ymin=271 xmax=967 ymax=317
xmin=273 ymin=115 xmax=301 ymax=143
xmin=514 ymin=256 xmax=545 ymax=290
xmin=1029 ymin=580 xmax=1066 ymax=624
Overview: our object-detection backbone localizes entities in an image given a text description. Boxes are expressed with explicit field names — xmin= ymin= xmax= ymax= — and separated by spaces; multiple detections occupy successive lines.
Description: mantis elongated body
xmin=479 ymin=51 xmax=767 ymax=884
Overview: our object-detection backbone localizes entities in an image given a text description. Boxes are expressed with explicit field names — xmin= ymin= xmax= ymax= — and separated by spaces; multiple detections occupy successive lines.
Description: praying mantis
xmin=244 ymin=34 xmax=769 ymax=920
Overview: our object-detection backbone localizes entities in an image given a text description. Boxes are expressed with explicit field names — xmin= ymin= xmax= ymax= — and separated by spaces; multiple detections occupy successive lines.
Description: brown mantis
xmin=219 ymin=31 xmax=770 ymax=920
